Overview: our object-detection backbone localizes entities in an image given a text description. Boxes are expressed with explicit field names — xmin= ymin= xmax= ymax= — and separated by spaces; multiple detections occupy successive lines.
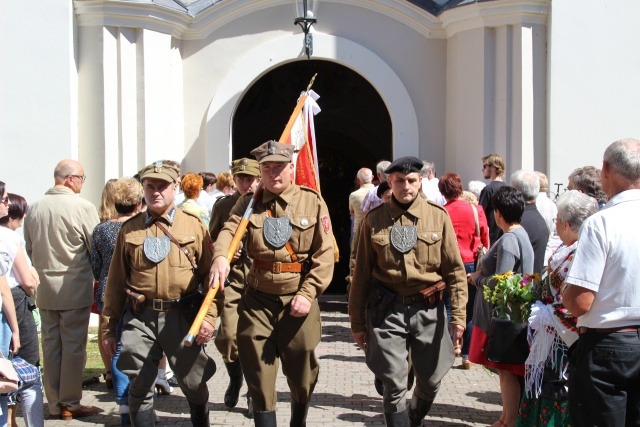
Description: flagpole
xmin=184 ymin=74 xmax=318 ymax=346
xmin=279 ymin=73 xmax=317 ymax=142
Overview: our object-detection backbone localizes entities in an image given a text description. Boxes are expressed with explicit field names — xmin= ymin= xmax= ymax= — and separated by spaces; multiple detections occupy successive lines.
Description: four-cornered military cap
xmin=250 ymin=140 xmax=293 ymax=164
xmin=231 ymin=158 xmax=260 ymax=177
xmin=139 ymin=161 xmax=179 ymax=183
xmin=384 ymin=156 xmax=423 ymax=175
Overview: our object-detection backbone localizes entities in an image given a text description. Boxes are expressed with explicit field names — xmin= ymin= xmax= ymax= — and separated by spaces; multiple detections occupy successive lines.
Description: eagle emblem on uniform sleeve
xmin=321 ymin=215 xmax=331 ymax=234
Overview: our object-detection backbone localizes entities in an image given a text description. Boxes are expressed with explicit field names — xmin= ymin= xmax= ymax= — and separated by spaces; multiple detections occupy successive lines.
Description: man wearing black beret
xmin=349 ymin=156 xmax=468 ymax=426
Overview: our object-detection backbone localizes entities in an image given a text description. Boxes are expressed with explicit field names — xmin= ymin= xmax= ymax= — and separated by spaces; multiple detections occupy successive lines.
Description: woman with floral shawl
xmin=517 ymin=190 xmax=598 ymax=426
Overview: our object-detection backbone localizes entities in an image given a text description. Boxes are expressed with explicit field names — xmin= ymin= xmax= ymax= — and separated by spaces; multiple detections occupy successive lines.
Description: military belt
xmin=144 ymin=298 xmax=181 ymax=312
xmin=253 ymin=260 xmax=303 ymax=273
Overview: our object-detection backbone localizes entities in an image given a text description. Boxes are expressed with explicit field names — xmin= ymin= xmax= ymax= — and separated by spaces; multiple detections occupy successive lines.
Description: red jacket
xmin=444 ymin=199 xmax=490 ymax=263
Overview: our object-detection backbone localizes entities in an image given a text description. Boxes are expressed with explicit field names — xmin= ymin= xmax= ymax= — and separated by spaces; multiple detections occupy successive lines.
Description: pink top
xmin=444 ymin=199 xmax=490 ymax=263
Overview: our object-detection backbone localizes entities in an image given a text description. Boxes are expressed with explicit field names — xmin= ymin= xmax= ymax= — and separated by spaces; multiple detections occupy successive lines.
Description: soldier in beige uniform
xmin=209 ymin=158 xmax=260 ymax=415
xmin=102 ymin=161 xmax=220 ymax=426
xmin=211 ymin=141 xmax=335 ymax=427
xmin=349 ymin=156 xmax=468 ymax=427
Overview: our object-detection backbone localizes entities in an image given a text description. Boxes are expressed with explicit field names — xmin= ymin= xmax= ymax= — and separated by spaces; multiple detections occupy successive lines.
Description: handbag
xmin=471 ymin=205 xmax=488 ymax=270
xmin=0 ymin=351 xmax=19 ymax=394
xmin=486 ymin=317 xmax=529 ymax=364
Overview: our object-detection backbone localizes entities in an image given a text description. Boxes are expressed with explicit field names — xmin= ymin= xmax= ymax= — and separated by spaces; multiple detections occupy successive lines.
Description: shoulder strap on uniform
xmin=266 ymin=208 xmax=299 ymax=263
xmin=154 ymin=221 xmax=198 ymax=271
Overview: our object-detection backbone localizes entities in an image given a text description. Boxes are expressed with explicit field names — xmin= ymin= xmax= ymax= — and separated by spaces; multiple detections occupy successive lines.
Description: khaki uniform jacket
xmin=24 ymin=186 xmax=100 ymax=310
xmin=209 ymin=192 xmax=250 ymax=287
xmin=213 ymin=184 xmax=334 ymax=302
xmin=349 ymin=196 xmax=468 ymax=332
xmin=101 ymin=207 xmax=217 ymax=339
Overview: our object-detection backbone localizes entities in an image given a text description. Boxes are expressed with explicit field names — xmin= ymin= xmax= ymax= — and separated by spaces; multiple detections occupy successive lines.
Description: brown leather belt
xmin=395 ymin=293 xmax=423 ymax=305
xmin=578 ymin=325 xmax=640 ymax=335
xmin=144 ymin=298 xmax=180 ymax=312
xmin=253 ymin=260 xmax=303 ymax=273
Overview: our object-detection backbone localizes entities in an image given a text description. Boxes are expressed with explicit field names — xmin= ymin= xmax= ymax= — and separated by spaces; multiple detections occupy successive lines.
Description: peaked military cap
xmin=139 ymin=161 xmax=179 ymax=183
xmin=231 ymin=158 xmax=260 ymax=177
xmin=384 ymin=156 xmax=423 ymax=175
xmin=250 ymin=140 xmax=293 ymax=164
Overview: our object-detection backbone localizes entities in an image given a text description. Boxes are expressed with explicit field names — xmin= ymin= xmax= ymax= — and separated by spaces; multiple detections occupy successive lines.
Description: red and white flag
xmin=286 ymin=90 xmax=321 ymax=191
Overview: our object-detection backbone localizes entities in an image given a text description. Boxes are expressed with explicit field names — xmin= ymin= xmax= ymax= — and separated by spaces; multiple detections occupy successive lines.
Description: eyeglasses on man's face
xmin=482 ymin=164 xmax=491 ymax=170
xmin=68 ymin=174 xmax=86 ymax=183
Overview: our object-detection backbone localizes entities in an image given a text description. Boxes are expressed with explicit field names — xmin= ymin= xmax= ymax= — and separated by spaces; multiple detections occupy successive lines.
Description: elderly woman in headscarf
xmin=516 ymin=190 xmax=598 ymax=427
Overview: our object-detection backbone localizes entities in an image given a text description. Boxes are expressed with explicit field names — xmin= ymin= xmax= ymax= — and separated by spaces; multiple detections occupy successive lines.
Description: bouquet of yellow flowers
xmin=483 ymin=271 xmax=540 ymax=324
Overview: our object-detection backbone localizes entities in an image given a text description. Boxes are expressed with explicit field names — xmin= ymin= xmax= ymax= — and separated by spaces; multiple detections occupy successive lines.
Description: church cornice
xmin=74 ymin=0 xmax=549 ymax=40
xmin=440 ymin=0 xmax=549 ymax=37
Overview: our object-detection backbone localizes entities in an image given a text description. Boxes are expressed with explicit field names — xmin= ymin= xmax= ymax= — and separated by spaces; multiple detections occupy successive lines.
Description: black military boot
xmin=188 ymin=401 xmax=210 ymax=427
xmin=289 ymin=399 xmax=310 ymax=427
xmin=406 ymin=395 xmax=433 ymax=427
xmin=247 ymin=393 xmax=254 ymax=419
xmin=374 ymin=376 xmax=384 ymax=396
xmin=384 ymin=410 xmax=409 ymax=427
xmin=130 ymin=408 xmax=155 ymax=426
xmin=254 ymin=411 xmax=277 ymax=427
xmin=224 ymin=359 xmax=244 ymax=407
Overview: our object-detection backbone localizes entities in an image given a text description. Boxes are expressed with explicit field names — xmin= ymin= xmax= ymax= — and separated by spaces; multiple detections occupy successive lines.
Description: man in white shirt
xmin=361 ymin=160 xmax=391 ymax=214
xmin=420 ymin=161 xmax=446 ymax=206
xmin=563 ymin=138 xmax=640 ymax=427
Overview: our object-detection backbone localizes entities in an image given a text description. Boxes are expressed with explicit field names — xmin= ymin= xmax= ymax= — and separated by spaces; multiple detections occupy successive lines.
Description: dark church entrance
xmin=232 ymin=60 xmax=392 ymax=293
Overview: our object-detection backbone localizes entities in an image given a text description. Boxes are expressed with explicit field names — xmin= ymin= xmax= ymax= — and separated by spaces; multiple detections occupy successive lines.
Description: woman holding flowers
xmin=469 ymin=186 xmax=534 ymax=427
xmin=516 ymin=190 xmax=598 ymax=426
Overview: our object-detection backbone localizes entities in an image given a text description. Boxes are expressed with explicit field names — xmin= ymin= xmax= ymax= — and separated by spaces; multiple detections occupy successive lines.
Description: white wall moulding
xmin=440 ymin=0 xmax=549 ymax=38
xmin=74 ymin=0 xmax=549 ymax=41
xmin=204 ymin=33 xmax=419 ymax=175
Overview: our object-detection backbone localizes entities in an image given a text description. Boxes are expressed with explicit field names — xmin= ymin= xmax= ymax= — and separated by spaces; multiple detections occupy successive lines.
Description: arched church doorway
xmin=232 ymin=60 xmax=392 ymax=293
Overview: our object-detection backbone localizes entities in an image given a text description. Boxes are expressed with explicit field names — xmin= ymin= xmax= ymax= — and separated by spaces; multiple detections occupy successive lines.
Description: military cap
xmin=384 ymin=156 xmax=423 ymax=175
xmin=250 ymin=140 xmax=293 ymax=164
xmin=139 ymin=160 xmax=179 ymax=183
xmin=231 ymin=158 xmax=260 ymax=177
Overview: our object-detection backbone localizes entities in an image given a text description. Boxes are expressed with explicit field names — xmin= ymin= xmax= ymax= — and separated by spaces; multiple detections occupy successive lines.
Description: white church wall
xmin=548 ymin=0 xmax=640 ymax=193
xmin=77 ymin=25 xmax=186 ymax=205
xmin=181 ymin=2 xmax=447 ymax=175
xmin=445 ymin=22 xmax=547 ymax=188
xmin=0 ymin=2 xmax=80 ymax=205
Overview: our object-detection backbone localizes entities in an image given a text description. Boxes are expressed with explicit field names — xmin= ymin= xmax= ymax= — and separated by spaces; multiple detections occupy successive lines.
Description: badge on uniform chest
xmin=390 ymin=225 xmax=417 ymax=253
xmin=263 ymin=217 xmax=292 ymax=249
xmin=144 ymin=236 xmax=171 ymax=263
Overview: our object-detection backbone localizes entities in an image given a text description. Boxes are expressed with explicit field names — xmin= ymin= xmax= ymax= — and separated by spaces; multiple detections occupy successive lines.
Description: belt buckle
xmin=272 ymin=262 xmax=282 ymax=273
xmin=152 ymin=299 xmax=164 ymax=311
xmin=402 ymin=295 xmax=415 ymax=304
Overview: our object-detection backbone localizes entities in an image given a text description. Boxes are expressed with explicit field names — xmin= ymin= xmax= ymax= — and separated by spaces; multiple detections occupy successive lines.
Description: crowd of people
xmin=0 ymin=137 xmax=638 ymax=427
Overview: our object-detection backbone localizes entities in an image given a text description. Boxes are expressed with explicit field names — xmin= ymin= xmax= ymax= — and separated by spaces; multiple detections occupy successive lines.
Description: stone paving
xmin=39 ymin=296 xmax=502 ymax=426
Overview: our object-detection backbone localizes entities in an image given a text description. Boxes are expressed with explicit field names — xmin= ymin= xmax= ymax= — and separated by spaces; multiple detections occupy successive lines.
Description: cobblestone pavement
xmin=40 ymin=296 xmax=502 ymax=426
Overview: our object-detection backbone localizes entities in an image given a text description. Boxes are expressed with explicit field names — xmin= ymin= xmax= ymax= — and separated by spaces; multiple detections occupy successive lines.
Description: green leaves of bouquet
xmin=483 ymin=271 xmax=540 ymax=324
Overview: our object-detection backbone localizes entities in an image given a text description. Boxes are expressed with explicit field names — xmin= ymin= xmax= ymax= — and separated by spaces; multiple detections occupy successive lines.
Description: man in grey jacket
xmin=24 ymin=159 xmax=101 ymax=420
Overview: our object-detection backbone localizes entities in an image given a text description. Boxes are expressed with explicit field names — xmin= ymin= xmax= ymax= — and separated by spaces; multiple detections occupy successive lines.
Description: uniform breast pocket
xmin=371 ymin=233 xmax=401 ymax=269
xmin=125 ymin=235 xmax=155 ymax=271
xmin=168 ymin=234 xmax=196 ymax=268
xmin=290 ymin=215 xmax=317 ymax=253
xmin=415 ymin=230 xmax=442 ymax=267
xmin=247 ymin=214 xmax=265 ymax=252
